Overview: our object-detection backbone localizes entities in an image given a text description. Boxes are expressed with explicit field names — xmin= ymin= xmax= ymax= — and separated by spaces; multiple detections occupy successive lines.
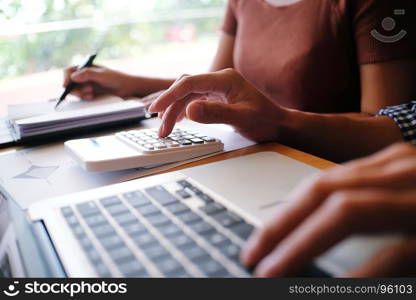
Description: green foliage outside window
xmin=0 ymin=0 xmax=226 ymax=79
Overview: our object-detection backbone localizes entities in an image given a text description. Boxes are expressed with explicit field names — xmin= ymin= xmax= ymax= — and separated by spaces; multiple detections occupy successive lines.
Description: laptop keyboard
xmin=60 ymin=179 xmax=254 ymax=277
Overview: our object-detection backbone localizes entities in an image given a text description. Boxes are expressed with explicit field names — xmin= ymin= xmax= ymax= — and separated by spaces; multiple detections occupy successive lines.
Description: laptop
xmin=0 ymin=152 xmax=402 ymax=277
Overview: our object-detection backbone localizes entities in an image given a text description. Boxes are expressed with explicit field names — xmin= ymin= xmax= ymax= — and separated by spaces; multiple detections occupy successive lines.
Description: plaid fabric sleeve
xmin=378 ymin=101 xmax=416 ymax=145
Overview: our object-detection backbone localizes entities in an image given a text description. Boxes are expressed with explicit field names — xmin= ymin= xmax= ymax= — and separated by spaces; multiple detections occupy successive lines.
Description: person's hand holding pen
xmin=56 ymin=53 xmax=98 ymax=108
xmin=62 ymin=56 xmax=176 ymax=106
xmin=62 ymin=64 xmax=140 ymax=101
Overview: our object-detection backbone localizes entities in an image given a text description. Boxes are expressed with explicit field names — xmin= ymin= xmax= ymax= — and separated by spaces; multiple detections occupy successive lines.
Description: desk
xmin=0 ymin=142 xmax=337 ymax=175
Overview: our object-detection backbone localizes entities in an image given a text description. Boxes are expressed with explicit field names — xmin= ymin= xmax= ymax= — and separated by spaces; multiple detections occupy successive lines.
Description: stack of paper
xmin=7 ymin=97 xmax=146 ymax=139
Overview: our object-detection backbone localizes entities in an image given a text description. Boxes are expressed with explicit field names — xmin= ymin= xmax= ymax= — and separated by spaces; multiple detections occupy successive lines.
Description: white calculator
xmin=65 ymin=127 xmax=224 ymax=172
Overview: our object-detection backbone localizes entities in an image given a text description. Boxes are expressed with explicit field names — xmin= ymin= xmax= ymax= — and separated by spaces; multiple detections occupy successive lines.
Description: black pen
xmin=55 ymin=53 xmax=98 ymax=109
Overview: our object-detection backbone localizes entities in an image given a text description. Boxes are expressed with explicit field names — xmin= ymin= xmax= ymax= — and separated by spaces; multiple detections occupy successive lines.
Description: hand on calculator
xmin=65 ymin=127 xmax=224 ymax=172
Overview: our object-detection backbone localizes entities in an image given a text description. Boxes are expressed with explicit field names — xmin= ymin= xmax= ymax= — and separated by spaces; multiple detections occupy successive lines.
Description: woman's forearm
xmin=128 ymin=75 xmax=176 ymax=97
xmin=279 ymin=110 xmax=403 ymax=162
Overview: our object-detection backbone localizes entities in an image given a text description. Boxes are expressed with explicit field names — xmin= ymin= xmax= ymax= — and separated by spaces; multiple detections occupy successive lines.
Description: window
xmin=0 ymin=0 xmax=226 ymax=113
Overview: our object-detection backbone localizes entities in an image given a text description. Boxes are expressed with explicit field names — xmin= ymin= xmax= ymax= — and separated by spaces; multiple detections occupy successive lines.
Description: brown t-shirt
xmin=222 ymin=0 xmax=416 ymax=113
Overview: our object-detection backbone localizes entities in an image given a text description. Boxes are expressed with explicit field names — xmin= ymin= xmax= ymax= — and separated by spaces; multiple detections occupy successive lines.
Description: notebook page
xmin=7 ymin=96 xmax=124 ymax=121
xmin=15 ymin=100 xmax=144 ymax=126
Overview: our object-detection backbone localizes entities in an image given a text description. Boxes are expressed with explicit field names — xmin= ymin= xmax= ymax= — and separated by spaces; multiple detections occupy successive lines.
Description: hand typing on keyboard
xmin=240 ymin=144 xmax=416 ymax=278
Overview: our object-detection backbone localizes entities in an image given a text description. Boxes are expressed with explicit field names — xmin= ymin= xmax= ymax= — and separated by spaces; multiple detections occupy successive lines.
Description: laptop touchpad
xmin=180 ymin=151 xmax=320 ymax=224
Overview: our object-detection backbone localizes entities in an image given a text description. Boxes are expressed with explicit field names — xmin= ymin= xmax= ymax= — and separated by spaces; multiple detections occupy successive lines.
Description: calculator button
xmin=168 ymin=142 xmax=180 ymax=147
xmin=178 ymin=140 xmax=192 ymax=146
xmin=190 ymin=138 xmax=204 ymax=144
xmin=202 ymin=137 xmax=216 ymax=143
xmin=143 ymin=144 xmax=154 ymax=150
xmin=155 ymin=144 xmax=167 ymax=149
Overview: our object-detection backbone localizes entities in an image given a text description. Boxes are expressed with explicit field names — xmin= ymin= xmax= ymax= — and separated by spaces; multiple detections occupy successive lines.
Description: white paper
xmin=7 ymin=96 xmax=123 ymax=121
xmin=7 ymin=96 xmax=145 ymax=138
xmin=0 ymin=118 xmax=255 ymax=209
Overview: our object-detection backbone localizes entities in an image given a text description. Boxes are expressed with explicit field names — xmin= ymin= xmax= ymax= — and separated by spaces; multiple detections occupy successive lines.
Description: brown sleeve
xmin=351 ymin=0 xmax=416 ymax=64
xmin=221 ymin=0 xmax=238 ymax=36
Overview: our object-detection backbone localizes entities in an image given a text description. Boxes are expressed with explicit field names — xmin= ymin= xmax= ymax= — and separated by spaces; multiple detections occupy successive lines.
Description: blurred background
xmin=0 ymin=0 xmax=227 ymax=113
